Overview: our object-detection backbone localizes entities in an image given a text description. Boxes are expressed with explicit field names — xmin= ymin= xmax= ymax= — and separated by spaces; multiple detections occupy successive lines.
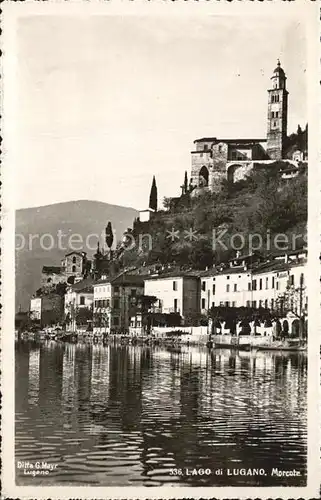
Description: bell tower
xmin=266 ymin=60 xmax=288 ymax=160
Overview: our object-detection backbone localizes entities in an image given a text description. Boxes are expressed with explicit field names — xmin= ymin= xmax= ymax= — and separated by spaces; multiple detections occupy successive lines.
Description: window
xmin=266 ymin=277 xmax=269 ymax=289
xmin=246 ymin=300 xmax=251 ymax=308
xmin=72 ymin=265 xmax=76 ymax=273
xmin=72 ymin=256 xmax=76 ymax=264
xmin=252 ymin=280 xmax=257 ymax=291
xmin=275 ymin=111 xmax=279 ymax=118
xmin=212 ymin=284 xmax=216 ymax=295
xmin=114 ymin=286 xmax=119 ymax=293
xmin=289 ymin=275 xmax=294 ymax=286
xmin=272 ymin=276 xmax=275 ymax=289
xmin=273 ymin=121 xmax=277 ymax=127
xmin=234 ymin=284 xmax=237 ymax=292
xmin=204 ymin=144 xmax=208 ymax=151
xmin=225 ymin=301 xmax=229 ymax=307
xmin=264 ymin=299 xmax=268 ymax=309
xmin=232 ymin=301 xmax=236 ymax=307
xmin=259 ymin=300 xmax=262 ymax=308
xmin=219 ymin=301 xmax=224 ymax=306
xmin=201 ymin=281 xmax=206 ymax=291
xmin=173 ymin=281 xmax=177 ymax=291
xmin=94 ymin=300 xmax=98 ymax=308
xmin=113 ymin=317 xmax=119 ymax=326
xmin=248 ymin=282 xmax=251 ymax=291
xmin=271 ymin=299 xmax=274 ymax=310
xmin=276 ymin=282 xmax=279 ymax=290
xmin=114 ymin=298 xmax=120 ymax=309
xmin=226 ymin=284 xmax=230 ymax=293
xmin=201 ymin=298 xmax=206 ymax=309
xmin=80 ymin=296 xmax=85 ymax=306
xmin=252 ymin=301 xmax=257 ymax=308
xmin=226 ymin=276 xmax=230 ymax=280
xmin=259 ymin=279 xmax=262 ymax=290
xmin=212 ymin=302 xmax=215 ymax=308
xmin=174 ymin=298 xmax=178 ymax=312
xmin=131 ymin=289 xmax=137 ymax=296
xmin=271 ymin=111 xmax=274 ymax=118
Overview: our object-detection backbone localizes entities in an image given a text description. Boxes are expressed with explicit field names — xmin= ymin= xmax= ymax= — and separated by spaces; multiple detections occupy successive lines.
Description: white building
xmin=200 ymin=250 xmax=307 ymax=315
xmin=30 ymin=297 xmax=42 ymax=321
xmin=144 ymin=273 xmax=200 ymax=319
xmin=64 ymin=278 xmax=94 ymax=332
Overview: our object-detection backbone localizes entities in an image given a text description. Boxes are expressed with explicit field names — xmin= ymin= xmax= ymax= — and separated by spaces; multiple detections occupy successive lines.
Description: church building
xmin=190 ymin=61 xmax=306 ymax=193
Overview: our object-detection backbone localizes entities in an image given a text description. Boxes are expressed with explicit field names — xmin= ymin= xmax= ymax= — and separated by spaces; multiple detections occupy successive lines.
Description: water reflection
xmin=15 ymin=341 xmax=307 ymax=486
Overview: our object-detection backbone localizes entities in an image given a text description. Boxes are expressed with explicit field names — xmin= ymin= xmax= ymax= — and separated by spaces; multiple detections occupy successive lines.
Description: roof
xmin=272 ymin=60 xmax=286 ymax=78
xmin=145 ymin=272 xmax=200 ymax=281
xmin=94 ymin=272 xmax=146 ymax=287
xmin=194 ymin=137 xmax=267 ymax=144
xmin=42 ymin=266 xmax=61 ymax=275
xmin=69 ymin=277 xmax=94 ymax=293
xmin=65 ymin=251 xmax=86 ymax=257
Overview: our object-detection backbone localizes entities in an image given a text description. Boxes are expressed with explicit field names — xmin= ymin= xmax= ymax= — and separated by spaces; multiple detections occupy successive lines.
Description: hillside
xmin=16 ymin=200 xmax=138 ymax=311
xmin=122 ymin=166 xmax=307 ymax=269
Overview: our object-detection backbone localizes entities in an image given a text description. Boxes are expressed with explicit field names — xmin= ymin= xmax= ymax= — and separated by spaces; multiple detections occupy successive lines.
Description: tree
xmin=184 ymin=171 xmax=188 ymax=194
xmin=275 ymin=275 xmax=306 ymax=320
xmin=75 ymin=306 xmax=93 ymax=327
xmin=105 ymin=221 xmax=114 ymax=250
xmin=149 ymin=175 xmax=158 ymax=212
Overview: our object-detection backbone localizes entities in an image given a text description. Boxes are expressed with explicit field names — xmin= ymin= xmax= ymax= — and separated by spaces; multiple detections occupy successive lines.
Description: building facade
xmin=190 ymin=61 xmax=306 ymax=193
xmin=61 ymin=251 xmax=88 ymax=282
xmin=199 ymin=251 xmax=307 ymax=316
xmin=30 ymin=294 xmax=64 ymax=326
xmin=93 ymin=274 xmax=145 ymax=334
xmin=64 ymin=279 xmax=94 ymax=332
xmin=144 ymin=274 xmax=200 ymax=319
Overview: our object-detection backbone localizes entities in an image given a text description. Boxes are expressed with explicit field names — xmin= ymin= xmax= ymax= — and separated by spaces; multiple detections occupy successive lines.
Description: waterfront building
xmin=144 ymin=273 xmax=200 ymax=321
xmin=64 ymin=278 xmax=94 ymax=332
xmin=93 ymin=273 xmax=145 ymax=334
xmin=199 ymin=250 xmax=307 ymax=316
xmin=29 ymin=294 xmax=64 ymax=326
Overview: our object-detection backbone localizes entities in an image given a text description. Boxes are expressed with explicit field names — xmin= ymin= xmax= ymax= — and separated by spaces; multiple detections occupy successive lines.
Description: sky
xmin=15 ymin=15 xmax=306 ymax=210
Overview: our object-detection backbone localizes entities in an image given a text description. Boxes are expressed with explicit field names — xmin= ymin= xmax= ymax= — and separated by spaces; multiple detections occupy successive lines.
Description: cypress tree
xmin=184 ymin=171 xmax=188 ymax=194
xmin=149 ymin=176 xmax=158 ymax=211
xmin=105 ymin=221 xmax=114 ymax=249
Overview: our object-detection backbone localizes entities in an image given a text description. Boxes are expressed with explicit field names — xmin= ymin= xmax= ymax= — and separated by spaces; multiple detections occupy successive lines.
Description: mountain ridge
xmin=16 ymin=200 xmax=138 ymax=311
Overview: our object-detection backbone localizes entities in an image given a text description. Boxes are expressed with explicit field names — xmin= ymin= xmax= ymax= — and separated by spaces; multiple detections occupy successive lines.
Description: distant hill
xmin=16 ymin=200 xmax=138 ymax=311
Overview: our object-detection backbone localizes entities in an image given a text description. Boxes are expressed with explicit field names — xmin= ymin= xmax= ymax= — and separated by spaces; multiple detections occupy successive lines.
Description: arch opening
xmin=199 ymin=166 xmax=209 ymax=187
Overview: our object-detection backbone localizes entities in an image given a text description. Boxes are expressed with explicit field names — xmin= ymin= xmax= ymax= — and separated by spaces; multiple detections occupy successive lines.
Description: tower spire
xmin=266 ymin=60 xmax=288 ymax=160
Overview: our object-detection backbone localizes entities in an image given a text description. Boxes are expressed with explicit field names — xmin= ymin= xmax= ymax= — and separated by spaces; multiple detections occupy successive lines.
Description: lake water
xmin=15 ymin=341 xmax=307 ymax=487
